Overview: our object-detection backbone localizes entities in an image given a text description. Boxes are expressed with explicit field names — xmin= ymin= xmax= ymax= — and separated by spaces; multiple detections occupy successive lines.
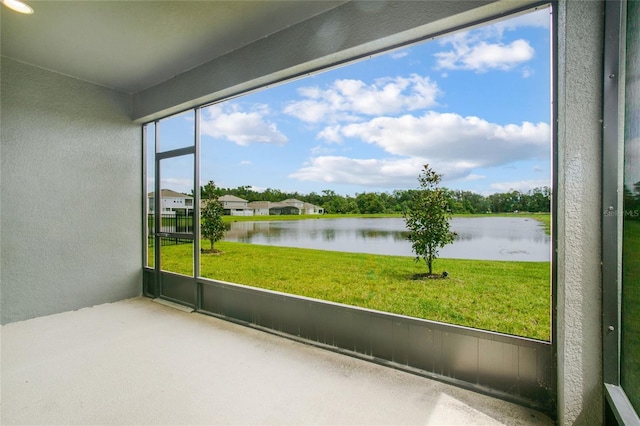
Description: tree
xmin=403 ymin=165 xmax=456 ymax=275
xmin=201 ymin=181 xmax=225 ymax=252
xmin=355 ymin=192 xmax=385 ymax=214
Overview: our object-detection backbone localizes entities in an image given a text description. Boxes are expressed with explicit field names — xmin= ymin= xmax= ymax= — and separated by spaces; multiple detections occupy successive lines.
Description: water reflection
xmin=223 ymin=217 xmax=550 ymax=261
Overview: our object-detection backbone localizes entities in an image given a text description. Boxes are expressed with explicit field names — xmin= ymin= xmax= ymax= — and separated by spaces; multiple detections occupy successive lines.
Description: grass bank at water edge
xmin=160 ymin=242 xmax=551 ymax=341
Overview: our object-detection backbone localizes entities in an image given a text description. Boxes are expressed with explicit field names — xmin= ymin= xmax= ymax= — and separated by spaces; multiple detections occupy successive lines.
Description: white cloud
xmin=289 ymin=156 xmax=423 ymax=187
xmin=435 ymin=38 xmax=534 ymax=72
xmin=317 ymin=125 xmax=343 ymax=143
xmin=338 ymin=112 xmax=550 ymax=167
xmin=310 ymin=145 xmax=336 ymax=156
xmin=284 ymin=74 xmax=441 ymax=123
xmin=283 ymin=99 xmax=333 ymax=123
xmin=201 ymin=104 xmax=288 ymax=146
xmin=465 ymin=174 xmax=486 ymax=181
xmin=391 ymin=50 xmax=409 ymax=59
xmin=292 ymin=112 xmax=550 ymax=189
xmin=240 ymin=160 xmax=252 ymax=165
xmin=490 ymin=179 xmax=550 ymax=193
xmin=289 ymin=156 xmax=486 ymax=189
xmin=433 ymin=8 xmax=547 ymax=73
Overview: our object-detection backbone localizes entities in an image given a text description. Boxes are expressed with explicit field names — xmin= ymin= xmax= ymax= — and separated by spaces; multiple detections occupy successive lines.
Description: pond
xmin=223 ymin=217 xmax=550 ymax=261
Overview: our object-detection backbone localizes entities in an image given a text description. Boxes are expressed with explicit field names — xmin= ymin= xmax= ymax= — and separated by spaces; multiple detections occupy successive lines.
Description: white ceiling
xmin=1 ymin=1 xmax=346 ymax=93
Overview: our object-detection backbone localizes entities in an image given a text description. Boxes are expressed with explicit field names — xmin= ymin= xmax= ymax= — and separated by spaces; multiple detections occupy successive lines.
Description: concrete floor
xmin=1 ymin=297 xmax=553 ymax=425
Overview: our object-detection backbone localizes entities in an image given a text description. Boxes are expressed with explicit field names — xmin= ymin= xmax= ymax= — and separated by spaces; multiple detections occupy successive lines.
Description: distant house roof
xmin=219 ymin=195 xmax=248 ymax=203
xmin=268 ymin=202 xmax=287 ymax=208
xmin=282 ymin=198 xmax=303 ymax=205
xmin=148 ymin=189 xmax=193 ymax=199
xmin=247 ymin=201 xmax=271 ymax=209
xmin=269 ymin=202 xmax=300 ymax=211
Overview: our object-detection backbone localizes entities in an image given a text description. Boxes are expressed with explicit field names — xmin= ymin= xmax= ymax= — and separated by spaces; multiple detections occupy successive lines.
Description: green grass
xmin=150 ymin=213 xmax=552 ymax=340
xmin=160 ymin=241 xmax=551 ymax=341
xmin=525 ymin=213 xmax=551 ymax=234
xmin=622 ymin=219 xmax=640 ymax=409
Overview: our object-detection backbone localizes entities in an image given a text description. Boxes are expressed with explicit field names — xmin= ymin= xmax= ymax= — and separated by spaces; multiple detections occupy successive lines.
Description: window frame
xmin=602 ymin=0 xmax=640 ymax=423
xmin=141 ymin=3 xmax=558 ymax=415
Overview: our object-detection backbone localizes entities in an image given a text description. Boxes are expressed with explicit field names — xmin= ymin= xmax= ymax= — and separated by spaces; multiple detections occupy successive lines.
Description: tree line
xmin=200 ymin=184 xmax=553 ymax=214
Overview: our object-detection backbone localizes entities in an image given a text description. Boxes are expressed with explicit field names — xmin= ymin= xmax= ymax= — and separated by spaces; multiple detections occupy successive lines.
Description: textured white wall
xmin=0 ymin=58 xmax=141 ymax=324
xmin=556 ymin=1 xmax=604 ymax=424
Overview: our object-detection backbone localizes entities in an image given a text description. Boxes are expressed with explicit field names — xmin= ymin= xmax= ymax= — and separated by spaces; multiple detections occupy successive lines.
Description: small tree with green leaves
xmin=403 ymin=165 xmax=456 ymax=276
xmin=201 ymin=180 xmax=225 ymax=252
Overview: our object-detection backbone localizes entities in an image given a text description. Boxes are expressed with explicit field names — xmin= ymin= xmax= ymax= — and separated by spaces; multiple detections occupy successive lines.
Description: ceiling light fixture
xmin=1 ymin=0 xmax=34 ymax=14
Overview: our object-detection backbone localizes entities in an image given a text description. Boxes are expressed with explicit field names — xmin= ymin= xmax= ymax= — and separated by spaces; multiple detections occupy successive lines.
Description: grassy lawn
xmin=622 ymin=219 xmax=640 ymax=409
xmin=150 ymin=213 xmax=552 ymax=340
xmin=160 ymin=241 xmax=551 ymax=341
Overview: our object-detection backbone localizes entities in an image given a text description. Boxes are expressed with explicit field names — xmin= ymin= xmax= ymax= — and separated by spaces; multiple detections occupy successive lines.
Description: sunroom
xmin=1 ymin=1 xmax=638 ymax=424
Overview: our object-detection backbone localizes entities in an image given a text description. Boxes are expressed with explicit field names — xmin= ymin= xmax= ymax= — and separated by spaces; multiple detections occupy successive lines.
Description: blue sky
xmin=154 ymin=7 xmax=552 ymax=197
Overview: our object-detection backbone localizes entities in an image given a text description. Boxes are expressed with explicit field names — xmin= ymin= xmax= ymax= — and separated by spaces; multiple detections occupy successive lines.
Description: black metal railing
xmin=148 ymin=213 xmax=194 ymax=246
xmin=148 ymin=213 xmax=194 ymax=233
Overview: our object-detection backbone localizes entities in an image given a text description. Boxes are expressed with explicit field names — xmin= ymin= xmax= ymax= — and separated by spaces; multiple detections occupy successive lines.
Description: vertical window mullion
xmin=602 ymin=0 xmax=624 ymax=386
xmin=194 ymin=108 xmax=201 ymax=301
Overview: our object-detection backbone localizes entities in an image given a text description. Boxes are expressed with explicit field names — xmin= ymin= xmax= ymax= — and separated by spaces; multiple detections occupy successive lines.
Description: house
xmin=277 ymin=198 xmax=324 ymax=215
xmin=267 ymin=199 xmax=324 ymax=215
xmin=281 ymin=198 xmax=304 ymax=211
xmin=148 ymin=189 xmax=193 ymax=215
xmin=302 ymin=202 xmax=324 ymax=215
xmin=247 ymin=201 xmax=270 ymax=216
xmin=268 ymin=201 xmax=299 ymax=215
xmin=2 ymin=1 xmax=638 ymax=424
xmin=207 ymin=195 xmax=322 ymax=216
xmin=218 ymin=194 xmax=253 ymax=216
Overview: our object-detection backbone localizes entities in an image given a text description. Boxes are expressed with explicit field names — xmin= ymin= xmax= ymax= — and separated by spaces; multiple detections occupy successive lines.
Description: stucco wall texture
xmin=0 ymin=58 xmax=141 ymax=324
xmin=556 ymin=1 xmax=604 ymax=425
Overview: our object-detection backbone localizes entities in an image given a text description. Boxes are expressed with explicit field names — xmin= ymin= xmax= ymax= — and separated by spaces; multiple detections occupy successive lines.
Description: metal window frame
xmin=602 ymin=0 xmax=624 ymax=387
xmin=152 ymin=115 xmax=198 ymax=303
xmin=194 ymin=109 xmax=201 ymax=306
xmin=142 ymin=122 xmax=159 ymax=296
xmin=602 ymin=0 xmax=640 ymax=424
xmin=550 ymin=0 xmax=559 ymax=372
xmin=142 ymin=124 xmax=149 ymax=271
